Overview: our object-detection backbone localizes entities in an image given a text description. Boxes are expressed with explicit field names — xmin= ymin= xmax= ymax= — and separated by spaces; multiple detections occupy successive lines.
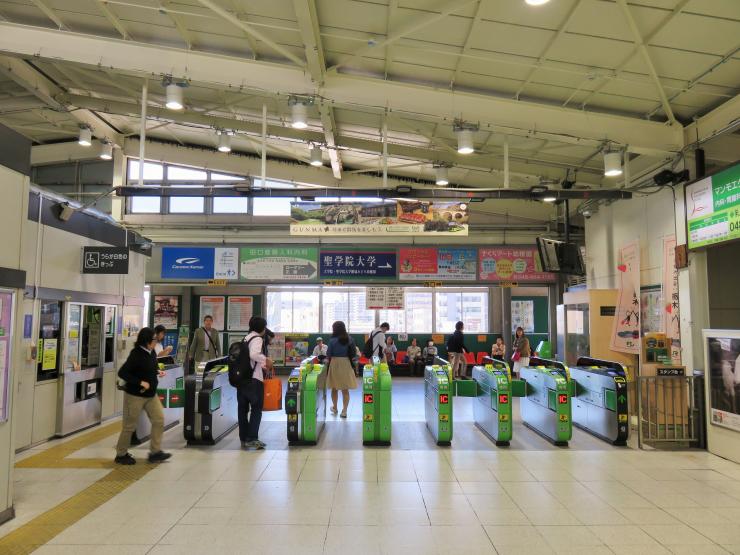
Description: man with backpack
xmin=363 ymin=322 xmax=390 ymax=362
xmin=229 ymin=316 xmax=273 ymax=450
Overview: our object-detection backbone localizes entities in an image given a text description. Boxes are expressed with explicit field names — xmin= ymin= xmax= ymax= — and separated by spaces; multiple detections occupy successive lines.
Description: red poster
xmin=478 ymin=247 xmax=554 ymax=282
xmin=399 ymin=247 xmax=437 ymax=277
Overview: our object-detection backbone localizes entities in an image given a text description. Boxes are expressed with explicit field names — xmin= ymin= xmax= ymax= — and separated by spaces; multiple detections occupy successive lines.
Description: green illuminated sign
xmin=686 ymin=163 xmax=740 ymax=249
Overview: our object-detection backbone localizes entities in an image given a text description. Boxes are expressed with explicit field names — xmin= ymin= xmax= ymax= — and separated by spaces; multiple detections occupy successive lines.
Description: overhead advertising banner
xmin=610 ymin=239 xmax=641 ymax=354
xmin=366 ymin=287 xmax=405 ymax=310
xmin=290 ymin=200 xmax=469 ymax=236
xmin=161 ymin=247 xmax=215 ymax=279
xmin=398 ymin=247 xmax=477 ymax=281
xmin=686 ymin=162 xmax=740 ymax=249
xmin=319 ymin=250 xmax=396 ymax=280
xmin=240 ymin=247 xmax=318 ymax=281
xmin=479 ymin=246 xmax=554 ymax=282
xmin=663 ymin=236 xmax=681 ymax=363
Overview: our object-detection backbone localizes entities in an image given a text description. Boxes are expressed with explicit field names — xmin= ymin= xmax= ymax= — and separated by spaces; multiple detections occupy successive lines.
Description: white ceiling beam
xmin=196 ymin=0 xmax=304 ymax=66
xmin=0 ymin=23 xmax=683 ymax=155
xmin=515 ymin=0 xmax=582 ymax=100
xmin=683 ymin=94 xmax=740 ymax=147
xmin=94 ymin=1 xmax=130 ymax=40
xmin=227 ymin=0 xmax=259 ymax=59
xmin=328 ymin=0 xmax=478 ymax=73
xmin=615 ymin=0 xmax=676 ymax=124
xmin=449 ymin=0 xmax=483 ymax=89
xmin=383 ymin=0 xmax=399 ymax=80
xmin=30 ymin=0 xmax=69 ymax=31
xmin=157 ymin=1 xmax=194 ymax=50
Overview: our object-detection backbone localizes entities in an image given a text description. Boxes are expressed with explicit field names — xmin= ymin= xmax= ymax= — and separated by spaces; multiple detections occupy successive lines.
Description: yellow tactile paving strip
xmin=1 ymin=421 xmax=156 ymax=554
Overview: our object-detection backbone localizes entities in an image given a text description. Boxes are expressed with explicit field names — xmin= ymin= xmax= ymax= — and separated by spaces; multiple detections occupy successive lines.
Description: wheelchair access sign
xmin=82 ymin=247 xmax=129 ymax=274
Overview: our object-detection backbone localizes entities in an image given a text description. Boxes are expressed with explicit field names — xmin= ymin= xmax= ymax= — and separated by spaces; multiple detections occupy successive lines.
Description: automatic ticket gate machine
xmin=425 ymin=363 xmax=453 ymax=446
xmin=286 ymin=357 xmax=327 ymax=445
xmin=570 ymin=357 xmax=629 ymax=445
xmin=472 ymin=360 xmax=514 ymax=446
xmin=183 ymin=356 xmax=238 ymax=445
xmin=519 ymin=357 xmax=573 ymax=446
xmin=363 ymin=359 xmax=392 ymax=446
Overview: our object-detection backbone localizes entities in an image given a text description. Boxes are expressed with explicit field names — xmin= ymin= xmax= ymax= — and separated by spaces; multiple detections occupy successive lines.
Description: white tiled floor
xmin=2 ymin=377 xmax=740 ymax=554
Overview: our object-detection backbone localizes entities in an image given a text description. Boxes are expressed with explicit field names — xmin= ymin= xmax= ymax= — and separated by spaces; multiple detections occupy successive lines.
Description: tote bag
xmin=263 ymin=370 xmax=283 ymax=411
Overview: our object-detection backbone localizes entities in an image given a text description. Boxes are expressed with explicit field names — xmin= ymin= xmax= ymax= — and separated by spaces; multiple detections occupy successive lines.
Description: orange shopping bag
xmin=263 ymin=371 xmax=283 ymax=411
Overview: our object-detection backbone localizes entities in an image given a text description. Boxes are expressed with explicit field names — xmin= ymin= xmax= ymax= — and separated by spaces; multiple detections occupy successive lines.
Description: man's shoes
xmin=148 ymin=451 xmax=172 ymax=463
xmin=242 ymin=440 xmax=265 ymax=450
xmin=114 ymin=453 xmax=136 ymax=465
xmin=255 ymin=440 xmax=266 ymax=448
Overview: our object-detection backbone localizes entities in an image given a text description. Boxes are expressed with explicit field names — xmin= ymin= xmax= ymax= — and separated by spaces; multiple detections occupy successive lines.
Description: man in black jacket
xmin=446 ymin=321 xmax=468 ymax=379
xmin=114 ymin=327 xmax=172 ymax=465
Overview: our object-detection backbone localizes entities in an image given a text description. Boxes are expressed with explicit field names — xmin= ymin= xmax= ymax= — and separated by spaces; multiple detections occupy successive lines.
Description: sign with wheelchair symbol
xmin=84 ymin=252 xmax=99 ymax=269
xmin=82 ymin=247 xmax=129 ymax=274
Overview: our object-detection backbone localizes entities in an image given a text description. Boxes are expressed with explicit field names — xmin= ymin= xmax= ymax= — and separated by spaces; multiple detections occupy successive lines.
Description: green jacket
xmin=188 ymin=327 xmax=222 ymax=364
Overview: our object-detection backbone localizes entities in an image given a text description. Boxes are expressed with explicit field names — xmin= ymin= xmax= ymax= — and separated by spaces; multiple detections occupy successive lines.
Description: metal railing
xmin=637 ymin=375 xmax=704 ymax=449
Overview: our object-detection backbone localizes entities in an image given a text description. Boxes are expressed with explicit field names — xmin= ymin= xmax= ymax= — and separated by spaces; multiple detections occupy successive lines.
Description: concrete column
xmin=502 ymin=287 xmax=512 ymax=359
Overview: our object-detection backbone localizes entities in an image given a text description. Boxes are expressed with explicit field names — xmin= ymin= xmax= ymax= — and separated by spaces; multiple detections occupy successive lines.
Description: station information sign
xmin=686 ymin=162 xmax=740 ymax=249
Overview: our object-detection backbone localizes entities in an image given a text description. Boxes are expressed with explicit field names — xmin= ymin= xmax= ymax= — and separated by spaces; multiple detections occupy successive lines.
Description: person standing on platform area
xmin=370 ymin=322 xmax=390 ymax=362
xmin=187 ymin=315 xmax=221 ymax=371
xmin=512 ymin=330 xmax=531 ymax=378
xmin=446 ymin=321 xmax=468 ymax=379
xmin=327 ymin=321 xmax=358 ymax=418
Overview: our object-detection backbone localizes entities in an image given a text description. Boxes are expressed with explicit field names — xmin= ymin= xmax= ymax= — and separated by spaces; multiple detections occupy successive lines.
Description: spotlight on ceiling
xmin=289 ymin=96 xmax=313 ymax=129
xmin=434 ymin=165 xmax=449 ymax=186
xmin=78 ymin=126 xmax=92 ymax=147
xmin=99 ymin=140 xmax=113 ymax=160
xmin=525 ymin=0 xmax=551 ymax=5
xmin=217 ymin=131 xmax=232 ymax=153
xmin=163 ymin=78 xmax=187 ymax=110
xmin=310 ymin=145 xmax=323 ymax=167
xmin=603 ymin=151 xmax=623 ymax=177
xmin=542 ymin=195 xmax=557 ymax=203
xmin=454 ymin=122 xmax=478 ymax=154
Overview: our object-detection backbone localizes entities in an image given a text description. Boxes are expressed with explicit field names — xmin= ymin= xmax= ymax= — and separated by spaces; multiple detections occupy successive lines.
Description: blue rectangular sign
xmin=161 ymin=247 xmax=215 ymax=279
xmin=319 ymin=250 xmax=397 ymax=279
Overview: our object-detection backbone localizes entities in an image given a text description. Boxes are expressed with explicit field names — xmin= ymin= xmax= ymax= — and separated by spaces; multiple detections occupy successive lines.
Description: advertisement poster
xmin=366 ymin=287 xmax=405 ymax=310
xmin=511 ymin=300 xmax=534 ymax=333
xmin=640 ymin=287 xmax=663 ymax=335
xmin=41 ymin=339 xmax=58 ymax=371
xmin=610 ymin=239 xmax=641 ymax=354
xmin=199 ymin=296 xmax=225 ymax=331
xmin=153 ymin=295 xmax=179 ymax=328
xmin=663 ymin=236 xmax=681 ymax=363
xmin=706 ymin=335 xmax=740 ymax=433
xmin=240 ymin=246 xmax=317 ymax=281
xmin=214 ymin=247 xmax=239 ymax=280
xmin=479 ymin=247 xmax=554 ymax=282
xmin=284 ymin=334 xmax=309 ymax=365
xmin=686 ymin=162 xmax=740 ymax=249
xmin=319 ymin=250 xmax=396 ymax=280
xmin=398 ymin=247 xmax=477 ymax=281
xmin=290 ymin=200 xmax=469 ymax=236
xmin=227 ymin=296 xmax=254 ymax=330
xmin=268 ymin=333 xmax=286 ymax=366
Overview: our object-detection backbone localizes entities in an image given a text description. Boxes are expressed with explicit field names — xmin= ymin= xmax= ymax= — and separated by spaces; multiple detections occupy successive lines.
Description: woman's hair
xmin=496 ymin=336 xmax=503 ymax=342
xmin=332 ymin=320 xmax=349 ymax=345
xmin=520 ymin=337 xmax=531 ymax=355
xmin=135 ymin=327 xmax=155 ymax=348
xmin=153 ymin=324 xmax=166 ymax=335
xmin=248 ymin=316 xmax=267 ymax=333
xmin=455 ymin=321 xmax=464 ymax=331
xmin=386 ymin=336 xmax=394 ymax=344
xmin=411 ymin=338 xmax=417 ymax=345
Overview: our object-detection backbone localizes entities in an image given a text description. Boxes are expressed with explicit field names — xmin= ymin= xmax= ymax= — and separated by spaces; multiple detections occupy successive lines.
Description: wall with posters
xmin=703 ymin=330 xmax=740 ymax=464
xmin=707 ymin=241 xmax=740 ymax=329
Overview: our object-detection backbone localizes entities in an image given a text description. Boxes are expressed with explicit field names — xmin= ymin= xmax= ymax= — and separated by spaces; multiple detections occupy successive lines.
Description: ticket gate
xmin=363 ymin=361 xmax=392 ymax=446
xmin=472 ymin=361 xmax=514 ymax=446
xmin=570 ymin=357 xmax=629 ymax=445
xmin=183 ymin=356 xmax=238 ymax=445
xmin=133 ymin=363 xmax=185 ymax=444
xmin=425 ymin=364 xmax=453 ymax=446
xmin=519 ymin=358 xmax=573 ymax=446
xmin=286 ymin=358 xmax=327 ymax=445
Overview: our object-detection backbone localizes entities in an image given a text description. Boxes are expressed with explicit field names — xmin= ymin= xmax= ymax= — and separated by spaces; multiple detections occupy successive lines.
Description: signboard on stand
xmin=398 ymin=247 xmax=477 ymax=281
xmin=686 ymin=162 xmax=740 ymax=249
xmin=240 ymin=247 xmax=317 ymax=281
xmin=319 ymin=250 xmax=396 ymax=280
xmin=479 ymin=247 xmax=554 ymax=282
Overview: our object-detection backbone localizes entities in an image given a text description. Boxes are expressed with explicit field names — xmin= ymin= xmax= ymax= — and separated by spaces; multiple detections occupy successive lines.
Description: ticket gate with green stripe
xmin=184 ymin=356 xmax=238 ymax=445
xmin=472 ymin=361 xmax=514 ymax=446
xmin=425 ymin=364 xmax=453 ymax=446
xmin=363 ymin=361 xmax=392 ymax=446
xmin=519 ymin=357 xmax=573 ymax=446
xmin=286 ymin=358 xmax=327 ymax=445
xmin=570 ymin=357 xmax=629 ymax=445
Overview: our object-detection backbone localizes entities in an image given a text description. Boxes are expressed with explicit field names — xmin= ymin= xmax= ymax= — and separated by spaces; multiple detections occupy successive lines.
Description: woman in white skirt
xmin=512 ymin=336 xmax=531 ymax=378
xmin=326 ymin=321 xmax=358 ymax=418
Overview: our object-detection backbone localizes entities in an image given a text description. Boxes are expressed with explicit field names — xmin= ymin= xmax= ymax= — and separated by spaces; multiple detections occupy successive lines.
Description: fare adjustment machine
xmin=519 ymin=358 xmax=574 ymax=446
xmin=363 ymin=360 xmax=392 ymax=446
xmin=286 ymin=358 xmax=327 ymax=445
xmin=425 ymin=364 xmax=453 ymax=446
xmin=472 ymin=360 xmax=516 ymax=446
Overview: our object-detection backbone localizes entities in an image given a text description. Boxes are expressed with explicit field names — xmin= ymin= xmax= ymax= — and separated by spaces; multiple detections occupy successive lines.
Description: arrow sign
xmin=287 ymin=398 xmax=297 ymax=408
xmin=618 ymin=395 xmax=626 ymax=403
xmin=284 ymin=263 xmax=316 ymax=277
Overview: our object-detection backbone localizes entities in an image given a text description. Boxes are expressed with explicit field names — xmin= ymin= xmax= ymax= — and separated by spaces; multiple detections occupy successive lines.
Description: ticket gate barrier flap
xmin=425 ymin=365 xmax=453 ymax=446
xmin=183 ymin=357 xmax=238 ymax=445
xmin=363 ymin=364 xmax=392 ymax=446
xmin=519 ymin=365 xmax=572 ymax=446
xmin=472 ymin=364 xmax=513 ymax=446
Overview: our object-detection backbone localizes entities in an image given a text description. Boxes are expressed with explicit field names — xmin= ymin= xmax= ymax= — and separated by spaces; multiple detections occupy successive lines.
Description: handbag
xmin=512 ymin=351 xmax=521 ymax=362
xmin=262 ymin=368 xmax=283 ymax=411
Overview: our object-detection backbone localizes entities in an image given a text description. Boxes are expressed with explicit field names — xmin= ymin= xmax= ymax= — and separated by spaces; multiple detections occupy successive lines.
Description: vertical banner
xmin=610 ymin=239 xmax=641 ymax=354
xmin=663 ymin=236 xmax=682 ymax=363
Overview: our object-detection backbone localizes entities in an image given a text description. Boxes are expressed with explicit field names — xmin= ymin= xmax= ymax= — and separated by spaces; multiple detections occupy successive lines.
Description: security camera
xmin=582 ymin=210 xmax=592 ymax=219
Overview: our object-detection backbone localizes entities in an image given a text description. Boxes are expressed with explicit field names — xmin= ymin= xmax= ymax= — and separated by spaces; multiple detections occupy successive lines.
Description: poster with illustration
xmin=284 ymin=335 xmax=309 ymax=365
xmin=610 ymin=239 xmax=641 ymax=354
xmin=663 ymin=236 xmax=681 ymax=363
xmin=511 ymin=300 xmax=534 ymax=333
xmin=153 ymin=295 xmax=179 ymax=328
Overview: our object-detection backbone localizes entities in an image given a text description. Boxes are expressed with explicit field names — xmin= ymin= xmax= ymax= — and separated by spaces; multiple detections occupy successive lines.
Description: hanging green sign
xmin=239 ymin=247 xmax=318 ymax=281
xmin=686 ymin=162 xmax=740 ymax=249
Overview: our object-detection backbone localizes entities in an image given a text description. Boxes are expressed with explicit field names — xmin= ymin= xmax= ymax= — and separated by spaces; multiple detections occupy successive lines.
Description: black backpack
xmin=362 ymin=331 xmax=380 ymax=359
xmin=228 ymin=335 xmax=259 ymax=387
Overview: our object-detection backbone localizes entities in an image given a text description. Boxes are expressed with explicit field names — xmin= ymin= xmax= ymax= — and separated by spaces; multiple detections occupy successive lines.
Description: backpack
xmin=362 ymin=331 xmax=380 ymax=359
xmin=228 ymin=335 xmax=260 ymax=387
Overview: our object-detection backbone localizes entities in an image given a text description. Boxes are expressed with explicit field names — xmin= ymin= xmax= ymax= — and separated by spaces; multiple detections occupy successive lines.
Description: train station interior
xmin=0 ymin=0 xmax=739 ymax=553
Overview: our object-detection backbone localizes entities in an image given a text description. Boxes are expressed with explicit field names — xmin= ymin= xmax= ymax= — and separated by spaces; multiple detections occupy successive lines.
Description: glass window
xmin=406 ymin=291 xmax=433 ymax=333
xmin=322 ymin=290 xmax=348 ymax=333
xmin=462 ymin=291 xmax=488 ymax=333
xmin=128 ymin=159 xmax=163 ymax=180
xmin=349 ymin=290 xmax=374 ymax=333
xmin=435 ymin=291 xmax=461 ymax=334
xmin=210 ymin=172 xmax=246 ymax=181
xmin=266 ymin=290 xmax=319 ymax=333
xmin=213 ymin=197 xmax=249 ymax=213
xmin=266 ymin=291 xmax=293 ymax=332
xmin=435 ymin=289 xmax=488 ymax=333
xmin=378 ymin=309 xmax=404 ymax=334
xmin=167 ymin=165 xmax=207 ymax=181
xmin=253 ymin=197 xmax=293 ymax=216
xmin=169 ymin=197 xmax=205 ymax=213
xmin=130 ymin=196 xmax=161 ymax=213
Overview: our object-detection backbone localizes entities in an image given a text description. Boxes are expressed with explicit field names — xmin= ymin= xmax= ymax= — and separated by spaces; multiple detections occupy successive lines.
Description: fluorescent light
xmin=456 ymin=128 xmax=474 ymax=154
xmin=435 ymin=165 xmax=449 ymax=185
xmin=525 ymin=0 xmax=551 ymax=5
xmin=99 ymin=141 xmax=113 ymax=160
xmin=603 ymin=151 xmax=623 ymax=177
xmin=291 ymin=102 xmax=308 ymax=129
xmin=217 ymin=132 xmax=232 ymax=153
xmin=310 ymin=145 xmax=323 ymax=166
xmin=78 ymin=126 xmax=92 ymax=147
xmin=542 ymin=195 xmax=557 ymax=203
xmin=165 ymin=82 xmax=184 ymax=110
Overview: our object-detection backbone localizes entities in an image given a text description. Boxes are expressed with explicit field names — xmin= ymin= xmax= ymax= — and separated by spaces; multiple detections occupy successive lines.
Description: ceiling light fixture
xmin=525 ymin=0 xmax=551 ymax=5
xmin=78 ymin=126 xmax=92 ymax=147
xmin=434 ymin=165 xmax=449 ymax=186
xmin=289 ymin=96 xmax=313 ymax=129
xmin=603 ymin=151 xmax=623 ymax=177
xmin=217 ymin=131 xmax=232 ymax=153
xmin=310 ymin=145 xmax=323 ymax=167
xmin=163 ymin=78 xmax=187 ymax=110
xmin=542 ymin=195 xmax=557 ymax=203
xmin=454 ymin=121 xmax=478 ymax=154
xmin=99 ymin=140 xmax=113 ymax=160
